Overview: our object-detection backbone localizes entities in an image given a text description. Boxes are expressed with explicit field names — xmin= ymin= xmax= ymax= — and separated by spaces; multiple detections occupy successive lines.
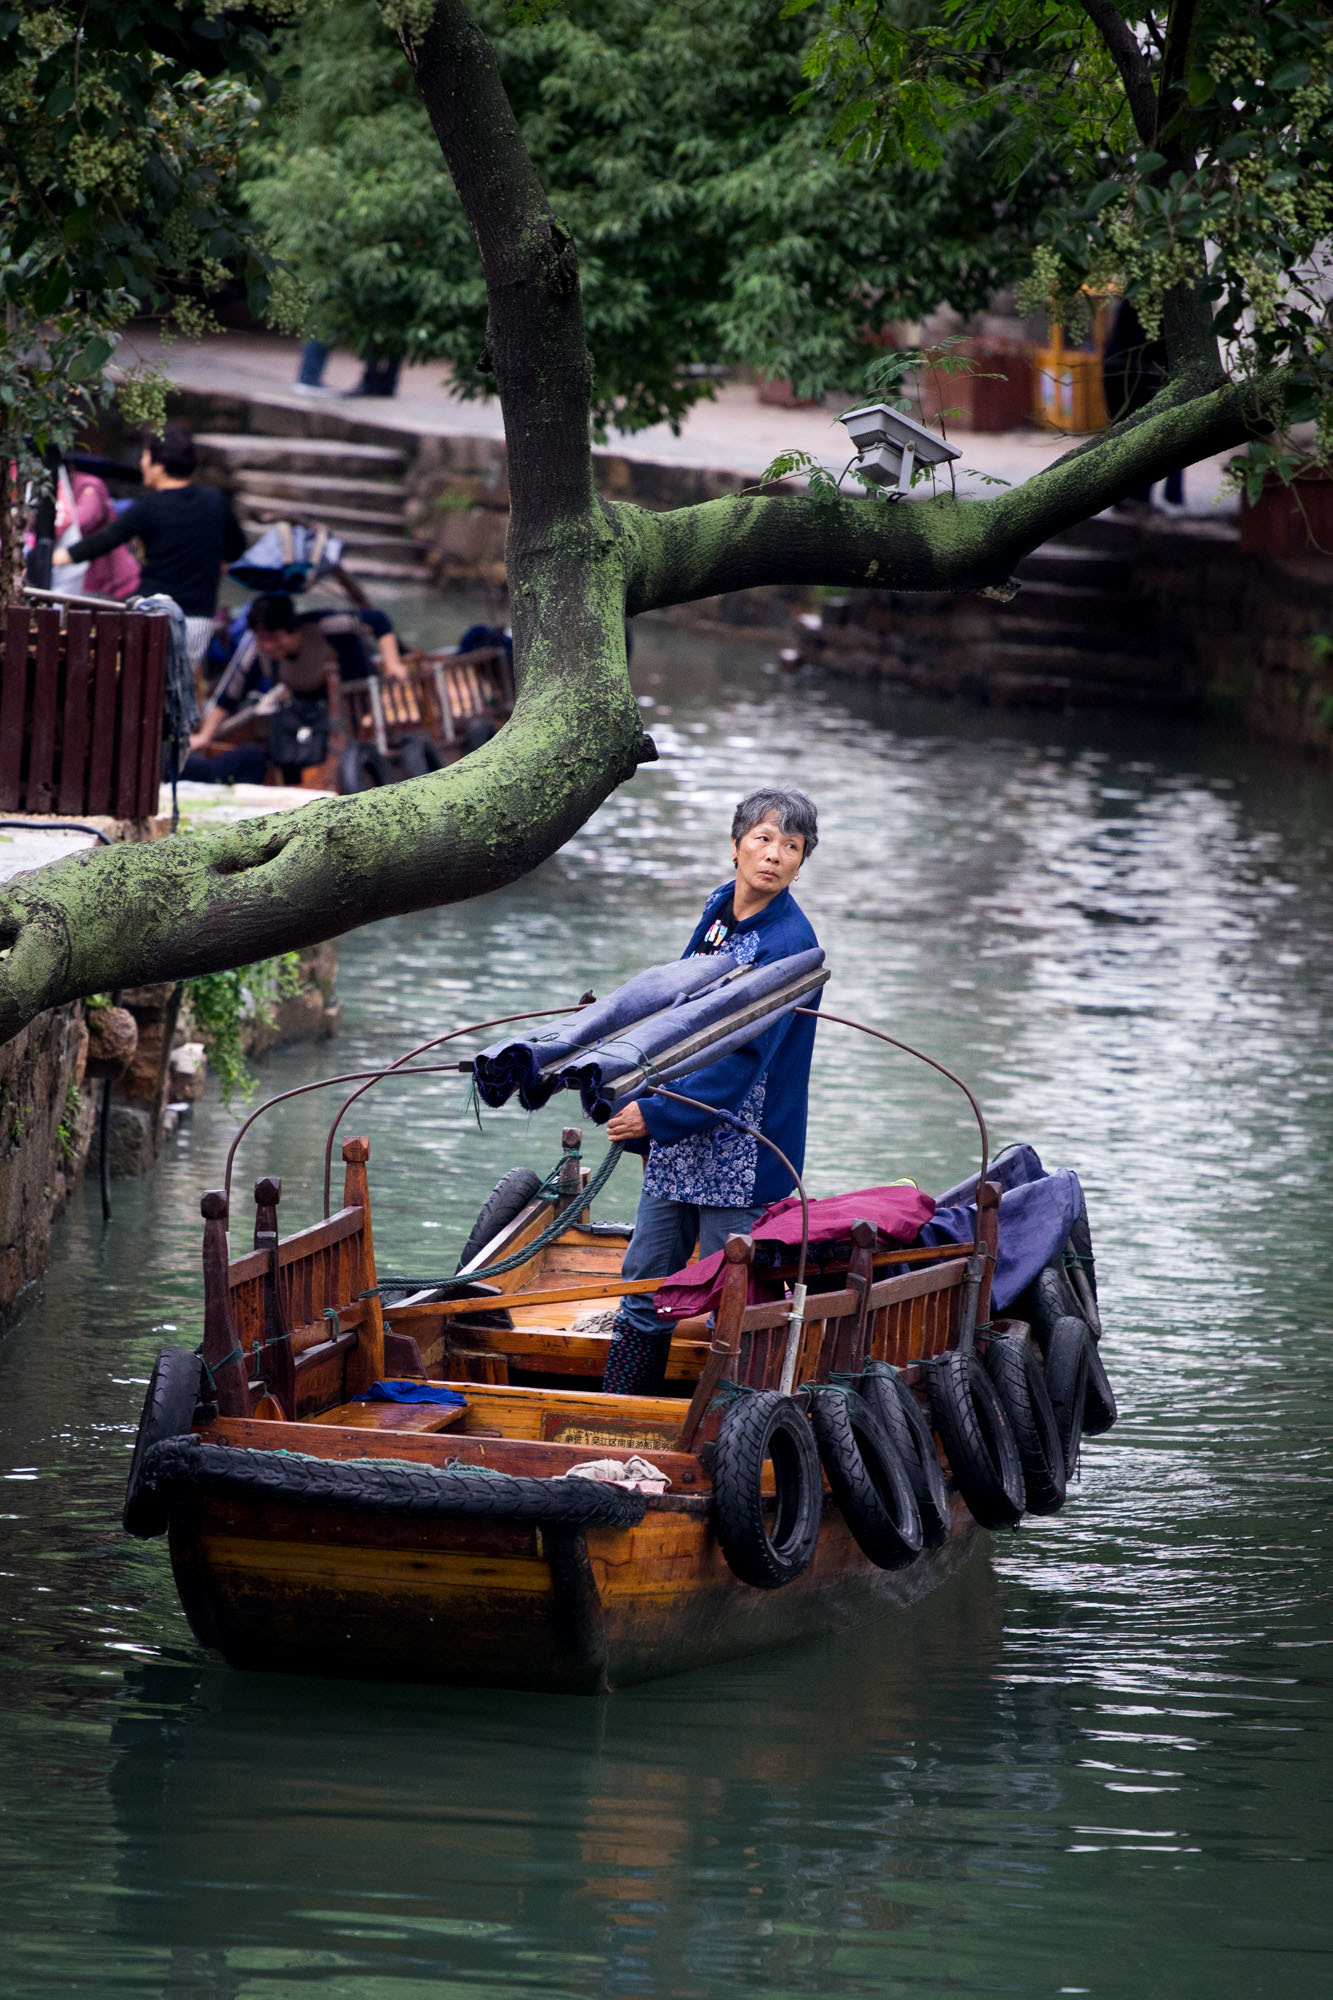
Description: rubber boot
xmin=601 ymin=1313 xmax=673 ymax=1395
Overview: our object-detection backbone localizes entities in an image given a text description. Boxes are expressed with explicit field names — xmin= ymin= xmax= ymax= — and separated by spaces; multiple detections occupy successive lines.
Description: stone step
xmin=198 ymin=432 xmax=408 ymax=480
xmin=1012 ymin=579 xmax=1152 ymax=628
xmin=341 ymin=554 xmax=435 ymax=583
xmin=1016 ymin=543 xmax=1134 ymax=589
xmin=238 ymin=470 xmax=411 ymax=504
xmin=238 ymin=511 xmax=417 ymax=559
xmin=1048 ymin=513 xmax=1144 ymax=552
xmin=995 ymin=612 xmax=1159 ymax=655
xmin=958 ymin=641 xmax=1182 ymax=690
xmin=985 ymin=671 xmax=1194 ymax=711
xmin=237 ymin=492 xmax=408 ymax=531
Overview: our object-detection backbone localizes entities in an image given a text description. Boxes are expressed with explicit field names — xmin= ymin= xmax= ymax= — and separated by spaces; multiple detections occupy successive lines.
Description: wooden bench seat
xmin=309 ymin=1400 xmax=469 ymax=1433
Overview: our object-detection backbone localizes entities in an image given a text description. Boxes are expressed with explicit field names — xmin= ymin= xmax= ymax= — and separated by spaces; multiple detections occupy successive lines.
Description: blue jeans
xmin=297 ymin=339 xmax=329 ymax=387
xmin=601 ymin=1190 xmax=762 ymax=1394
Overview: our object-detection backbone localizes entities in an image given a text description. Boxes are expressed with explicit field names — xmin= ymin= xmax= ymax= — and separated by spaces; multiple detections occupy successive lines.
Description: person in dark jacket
xmin=601 ymin=787 xmax=821 ymax=1394
xmin=55 ymin=421 xmax=245 ymax=662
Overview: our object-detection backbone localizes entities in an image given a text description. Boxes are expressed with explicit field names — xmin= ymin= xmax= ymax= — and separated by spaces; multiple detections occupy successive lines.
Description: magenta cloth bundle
xmin=652 ymin=1184 xmax=937 ymax=1320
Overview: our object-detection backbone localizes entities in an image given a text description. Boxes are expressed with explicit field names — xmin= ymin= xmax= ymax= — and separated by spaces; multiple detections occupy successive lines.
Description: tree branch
xmin=399 ymin=0 xmax=595 ymax=550
xmin=1077 ymin=0 xmax=1159 ymax=147
xmin=619 ymin=374 xmax=1272 ymax=612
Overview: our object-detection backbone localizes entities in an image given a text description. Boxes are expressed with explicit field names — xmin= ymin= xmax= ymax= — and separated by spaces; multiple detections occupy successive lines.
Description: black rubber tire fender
xmin=1082 ymin=1335 xmax=1118 ymax=1436
xmin=398 ymin=731 xmax=444 ymax=779
xmin=927 ymin=1352 xmax=1025 ymax=1530
xmin=858 ymin=1365 xmax=951 ymax=1547
xmin=711 ymin=1391 xmax=823 ymax=1589
xmin=808 ymin=1388 xmax=922 ymax=1570
xmin=1068 ymin=1188 xmax=1099 ymax=1303
xmin=139 ymin=1436 xmax=648 ymax=1527
xmin=983 ymin=1333 xmax=1067 ymax=1515
xmin=337 ymin=743 xmax=395 ymax=793
xmin=1016 ymin=1261 xmax=1081 ymax=1356
xmin=1043 ymin=1315 xmax=1091 ymax=1474
xmin=123 ymin=1348 xmax=206 ymax=1537
xmin=455 ymin=1166 xmax=543 ymax=1272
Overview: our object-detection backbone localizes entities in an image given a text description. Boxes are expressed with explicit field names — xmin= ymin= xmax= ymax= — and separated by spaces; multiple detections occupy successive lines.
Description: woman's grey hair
xmin=731 ymin=788 xmax=818 ymax=859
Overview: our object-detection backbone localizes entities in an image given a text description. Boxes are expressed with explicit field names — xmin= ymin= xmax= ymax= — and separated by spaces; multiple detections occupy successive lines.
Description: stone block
xmin=168 ymin=1041 xmax=208 ymax=1102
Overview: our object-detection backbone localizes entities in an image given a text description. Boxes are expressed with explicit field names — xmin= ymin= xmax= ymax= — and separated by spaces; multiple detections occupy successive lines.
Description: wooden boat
xmin=124 ymin=1023 xmax=1096 ymax=1694
xmin=326 ymin=640 xmax=513 ymax=790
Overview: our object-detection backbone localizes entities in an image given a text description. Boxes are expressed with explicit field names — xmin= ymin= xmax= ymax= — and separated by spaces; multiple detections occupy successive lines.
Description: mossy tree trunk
xmin=0 ymin=0 xmax=1280 ymax=1049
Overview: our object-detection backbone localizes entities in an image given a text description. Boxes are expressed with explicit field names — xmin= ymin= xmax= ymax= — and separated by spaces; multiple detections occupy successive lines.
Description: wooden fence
xmin=0 ymin=604 xmax=170 ymax=820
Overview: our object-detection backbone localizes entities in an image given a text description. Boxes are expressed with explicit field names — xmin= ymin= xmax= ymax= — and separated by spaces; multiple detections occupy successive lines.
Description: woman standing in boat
xmin=601 ymin=788 xmax=820 ymax=1394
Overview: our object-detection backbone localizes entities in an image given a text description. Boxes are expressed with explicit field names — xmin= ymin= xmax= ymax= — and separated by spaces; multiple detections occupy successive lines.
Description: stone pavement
xmin=118 ymin=327 xmax=1241 ymax=517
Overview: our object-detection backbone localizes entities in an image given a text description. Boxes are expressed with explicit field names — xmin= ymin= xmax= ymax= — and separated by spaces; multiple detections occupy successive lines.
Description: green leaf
xmin=67 ymin=335 xmax=114 ymax=382
xmin=1135 ymin=151 xmax=1166 ymax=176
xmin=32 ymin=266 xmax=70 ymax=314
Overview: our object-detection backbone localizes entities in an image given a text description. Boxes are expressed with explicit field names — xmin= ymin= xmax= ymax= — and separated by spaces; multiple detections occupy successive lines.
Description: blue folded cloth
xmin=922 ymin=1144 xmax=1083 ymax=1311
xmin=355 ymin=1382 xmax=468 ymax=1406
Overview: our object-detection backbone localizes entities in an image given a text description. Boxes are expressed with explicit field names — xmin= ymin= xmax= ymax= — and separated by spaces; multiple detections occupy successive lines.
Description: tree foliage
xmin=797 ymin=1 xmax=1333 ymax=448
xmin=246 ymin=0 xmax=1057 ymax=432
xmin=0 ymin=0 xmax=1315 ymax=1049
xmin=0 ymin=0 xmax=290 ymax=595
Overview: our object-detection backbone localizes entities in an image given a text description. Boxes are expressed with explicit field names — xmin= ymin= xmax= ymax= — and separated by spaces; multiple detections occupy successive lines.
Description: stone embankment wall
xmin=0 ymin=945 xmax=340 ymax=1322
xmin=0 ymin=1006 xmax=96 ymax=1315
xmin=99 ymin=941 xmax=342 ymax=1178
xmin=792 ymin=515 xmax=1333 ymax=759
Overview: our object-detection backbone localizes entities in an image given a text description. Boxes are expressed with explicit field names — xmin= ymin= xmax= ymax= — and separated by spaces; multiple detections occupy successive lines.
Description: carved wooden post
xmin=829 ymin=1219 xmax=876 ymax=1377
xmin=677 ymin=1234 xmax=752 ymax=1451
xmin=342 ymin=1136 xmax=385 ymax=1392
xmin=974 ymin=1179 xmax=1000 ymax=1328
xmin=558 ymin=1125 xmax=583 ymax=1216
xmin=252 ymin=1175 xmax=296 ymax=1418
xmin=200 ymin=1191 xmax=249 ymax=1418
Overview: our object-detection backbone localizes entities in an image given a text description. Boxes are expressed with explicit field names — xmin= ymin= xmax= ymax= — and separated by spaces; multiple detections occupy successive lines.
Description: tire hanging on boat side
xmin=807 ymin=1388 xmax=922 ymax=1570
xmin=711 ymin=1391 xmax=823 ymax=1589
xmin=1042 ymin=1315 xmax=1091 ymax=1475
xmin=927 ymin=1351 xmax=1025 ymax=1530
xmin=123 ymin=1347 xmax=206 ymax=1537
xmin=455 ymin=1166 xmax=543 ymax=1271
xmin=858 ymin=1363 xmax=951 ymax=1547
xmin=1082 ymin=1336 xmax=1118 ymax=1436
xmin=982 ymin=1333 xmax=1066 ymax=1515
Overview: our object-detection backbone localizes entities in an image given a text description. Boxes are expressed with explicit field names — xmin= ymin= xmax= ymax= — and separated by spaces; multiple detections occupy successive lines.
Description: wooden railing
xmin=679 ymin=1185 xmax=1000 ymax=1449
xmin=0 ymin=605 xmax=169 ymax=818
xmin=200 ymin=1136 xmax=388 ymax=1421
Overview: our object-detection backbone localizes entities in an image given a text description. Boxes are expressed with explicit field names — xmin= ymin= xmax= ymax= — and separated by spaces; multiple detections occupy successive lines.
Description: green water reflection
xmin=1 ymin=606 xmax=1331 ymax=1997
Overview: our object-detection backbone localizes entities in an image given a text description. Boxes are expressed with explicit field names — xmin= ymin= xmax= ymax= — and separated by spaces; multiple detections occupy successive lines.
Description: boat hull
xmin=168 ymin=1490 xmax=980 ymax=1693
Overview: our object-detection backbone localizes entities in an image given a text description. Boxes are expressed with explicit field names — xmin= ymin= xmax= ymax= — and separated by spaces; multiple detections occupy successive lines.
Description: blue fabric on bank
xmin=354 ymin=1382 xmax=468 ymax=1406
xmin=920 ymin=1144 xmax=1082 ymax=1312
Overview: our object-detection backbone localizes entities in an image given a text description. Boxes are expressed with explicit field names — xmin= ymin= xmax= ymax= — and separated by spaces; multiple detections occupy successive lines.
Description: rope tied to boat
xmin=195 ymin=1341 xmax=244 ymax=1391
xmin=368 ymin=1140 xmax=627 ymax=1296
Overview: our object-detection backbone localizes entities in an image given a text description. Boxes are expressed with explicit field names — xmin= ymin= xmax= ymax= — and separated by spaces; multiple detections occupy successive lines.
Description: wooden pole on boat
xmin=676 ymin=1233 xmax=753 ymax=1452
xmin=200 ymin=1191 xmax=249 ymax=1418
xmin=253 ymin=1176 xmax=297 ymax=1419
xmin=341 ymin=1137 xmax=386 ymax=1393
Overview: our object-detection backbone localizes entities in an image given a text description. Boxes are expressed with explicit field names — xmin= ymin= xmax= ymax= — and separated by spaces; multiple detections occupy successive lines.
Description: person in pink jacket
xmin=55 ymin=469 xmax=141 ymax=599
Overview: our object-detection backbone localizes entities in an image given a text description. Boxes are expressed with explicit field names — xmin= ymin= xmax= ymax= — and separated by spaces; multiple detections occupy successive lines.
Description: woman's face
xmin=731 ymin=815 xmax=805 ymax=903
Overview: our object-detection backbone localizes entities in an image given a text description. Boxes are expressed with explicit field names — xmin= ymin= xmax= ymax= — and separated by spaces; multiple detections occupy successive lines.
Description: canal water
xmin=2 ymin=606 xmax=1331 ymax=1998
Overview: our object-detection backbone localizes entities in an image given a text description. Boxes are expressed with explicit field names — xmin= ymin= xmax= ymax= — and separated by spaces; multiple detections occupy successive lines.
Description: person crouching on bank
xmin=601 ymin=787 xmax=821 ymax=1396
